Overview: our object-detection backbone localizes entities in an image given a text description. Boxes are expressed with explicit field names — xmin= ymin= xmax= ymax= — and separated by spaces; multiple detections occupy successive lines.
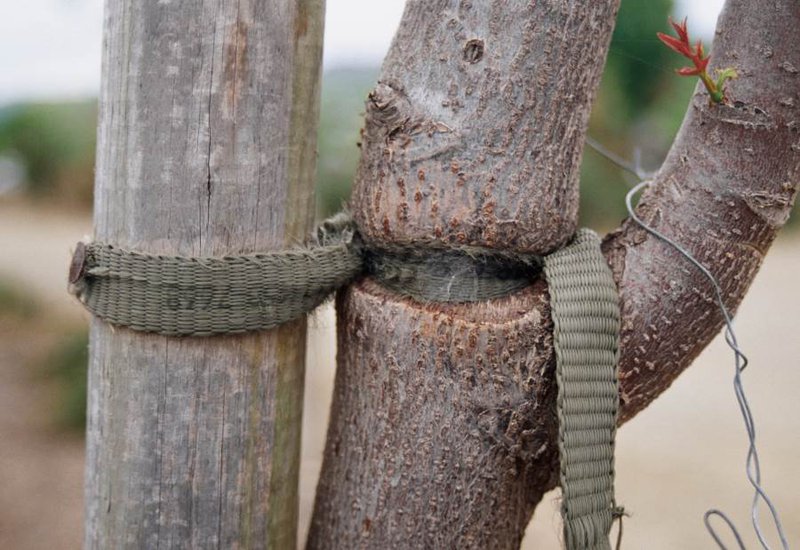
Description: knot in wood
xmin=463 ymin=39 xmax=485 ymax=63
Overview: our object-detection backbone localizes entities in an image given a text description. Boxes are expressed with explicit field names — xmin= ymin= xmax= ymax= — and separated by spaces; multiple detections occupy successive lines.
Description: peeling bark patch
xmin=743 ymin=189 xmax=797 ymax=225
xmin=463 ymin=39 xmax=484 ymax=63
xmin=778 ymin=60 xmax=798 ymax=74
xmin=366 ymin=83 xmax=412 ymax=139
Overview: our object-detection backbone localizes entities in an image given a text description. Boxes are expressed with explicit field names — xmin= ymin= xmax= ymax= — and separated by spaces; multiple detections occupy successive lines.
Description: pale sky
xmin=0 ymin=0 xmax=724 ymax=106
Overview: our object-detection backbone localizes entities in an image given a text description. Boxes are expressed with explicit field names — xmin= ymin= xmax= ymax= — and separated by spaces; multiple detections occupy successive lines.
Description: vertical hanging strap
xmin=543 ymin=229 xmax=622 ymax=550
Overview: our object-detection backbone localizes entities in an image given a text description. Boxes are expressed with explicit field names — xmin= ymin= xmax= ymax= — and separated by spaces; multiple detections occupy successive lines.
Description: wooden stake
xmin=84 ymin=1 xmax=324 ymax=547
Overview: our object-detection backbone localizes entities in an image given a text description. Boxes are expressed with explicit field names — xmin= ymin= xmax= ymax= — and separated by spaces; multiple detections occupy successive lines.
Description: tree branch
xmin=608 ymin=0 xmax=800 ymax=421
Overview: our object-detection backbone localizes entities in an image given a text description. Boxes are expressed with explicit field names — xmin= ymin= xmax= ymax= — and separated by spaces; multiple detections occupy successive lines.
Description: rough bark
xmin=309 ymin=0 xmax=799 ymax=548
xmin=84 ymin=1 xmax=324 ymax=548
xmin=351 ymin=0 xmax=618 ymax=255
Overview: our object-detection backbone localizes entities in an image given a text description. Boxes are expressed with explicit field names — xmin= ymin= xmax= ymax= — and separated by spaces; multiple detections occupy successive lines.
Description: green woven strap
xmin=70 ymin=215 xmax=623 ymax=549
xmin=69 ymin=212 xmax=544 ymax=335
xmin=69 ymin=213 xmax=363 ymax=336
xmin=543 ymin=229 xmax=621 ymax=550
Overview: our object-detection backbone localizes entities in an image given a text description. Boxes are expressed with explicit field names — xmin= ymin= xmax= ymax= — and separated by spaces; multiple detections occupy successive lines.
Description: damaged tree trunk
xmin=309 ymin=0 xmax=799 ymax=548
xmin=84 ymin=1 xmax=324 ymax=548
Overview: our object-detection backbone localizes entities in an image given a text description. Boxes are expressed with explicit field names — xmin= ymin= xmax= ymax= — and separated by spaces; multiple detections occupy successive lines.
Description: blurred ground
xmin=1 ymin=202 xmax=798 ymax=549
xmin=0 ymin=201 xmax=89 ymax=549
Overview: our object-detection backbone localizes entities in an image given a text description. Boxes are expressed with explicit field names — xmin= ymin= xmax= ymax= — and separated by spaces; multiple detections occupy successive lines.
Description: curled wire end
xmin=705 ymin=510 xmax=747 ymax=550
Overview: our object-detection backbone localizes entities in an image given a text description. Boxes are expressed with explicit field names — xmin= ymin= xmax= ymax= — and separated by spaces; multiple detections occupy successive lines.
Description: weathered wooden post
xmin=84 ymin=1 xmax=324 ymax=547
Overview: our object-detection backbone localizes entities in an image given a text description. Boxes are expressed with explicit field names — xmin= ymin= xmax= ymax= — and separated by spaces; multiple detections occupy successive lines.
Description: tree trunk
xmin=84 ymin=1 xmax=324 ymax=548
xmin=309 ymin=0 xmax=799 ymax=548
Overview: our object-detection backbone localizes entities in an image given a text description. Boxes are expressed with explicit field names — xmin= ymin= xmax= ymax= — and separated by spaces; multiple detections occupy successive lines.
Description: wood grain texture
xmin=350 ymin=0 xmax=619 ymax=255
xmin=309 ymin=0 xmax=799 ymax=547
xmin=84 ymin=1 xmax=324 ymax=548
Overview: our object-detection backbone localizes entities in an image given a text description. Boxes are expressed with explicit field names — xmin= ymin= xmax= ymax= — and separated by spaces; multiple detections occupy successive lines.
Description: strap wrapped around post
xmin=543 ymin=229 xmax=622 ymax=550
xmin=67 ymin=211 xmax=542 ymax=335
xmin=68 ymin=213 xmax=363 ymax=336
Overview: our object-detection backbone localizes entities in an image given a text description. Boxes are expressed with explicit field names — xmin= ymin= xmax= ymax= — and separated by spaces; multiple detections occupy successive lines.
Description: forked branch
xmin=309 ymin=0 xmax=799 ymax=547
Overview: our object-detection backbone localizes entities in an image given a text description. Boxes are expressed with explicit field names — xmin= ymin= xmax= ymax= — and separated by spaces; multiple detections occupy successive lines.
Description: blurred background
xmin=1 ymin=1 xmax=798 ymax=548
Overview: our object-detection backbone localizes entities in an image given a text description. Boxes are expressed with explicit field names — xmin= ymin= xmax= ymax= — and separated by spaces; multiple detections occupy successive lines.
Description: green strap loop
xmin=69 ymin=213 xmax=363 ymax=336
xmin=544 ymin=229 xmax=621 ymax=550
xmin=68 ymin=212 xmax=541 ymax=335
